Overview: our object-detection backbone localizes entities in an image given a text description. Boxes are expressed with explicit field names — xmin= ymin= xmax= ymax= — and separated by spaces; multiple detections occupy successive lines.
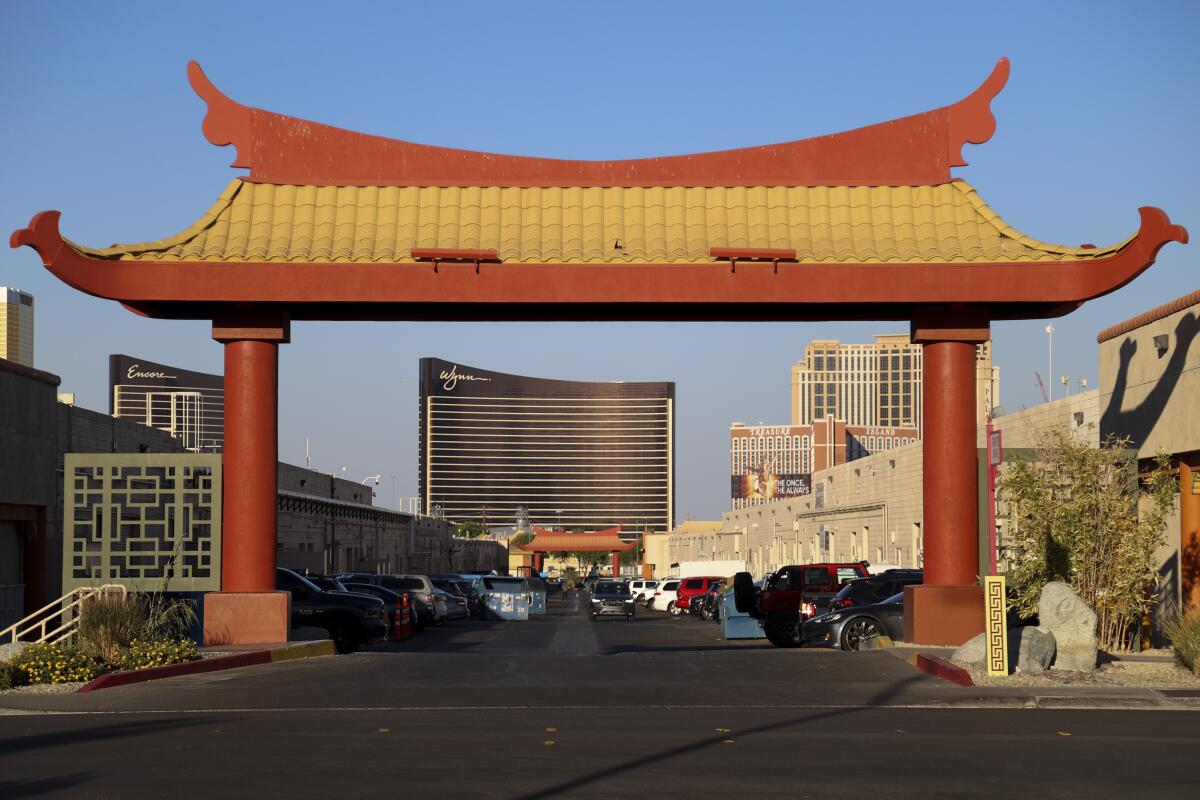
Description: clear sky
xmin=2 ymin=1 xmax=1196 ymax=521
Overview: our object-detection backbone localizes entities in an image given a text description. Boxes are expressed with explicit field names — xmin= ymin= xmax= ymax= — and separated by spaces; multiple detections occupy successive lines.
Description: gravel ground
xmin=1 ymin=681 xmax=86 ymax=695
xmin=967 ymin=658 xmax=1200 ymax=688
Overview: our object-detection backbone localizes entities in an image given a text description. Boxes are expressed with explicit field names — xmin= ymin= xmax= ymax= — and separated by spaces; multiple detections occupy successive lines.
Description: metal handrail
xmin=0 ymin=584 xmax=128 ymax=646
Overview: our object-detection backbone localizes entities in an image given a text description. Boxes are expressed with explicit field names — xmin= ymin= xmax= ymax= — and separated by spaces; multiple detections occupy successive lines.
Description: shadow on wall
xmin=1101 ymin=312 xmax=1200 ymax=450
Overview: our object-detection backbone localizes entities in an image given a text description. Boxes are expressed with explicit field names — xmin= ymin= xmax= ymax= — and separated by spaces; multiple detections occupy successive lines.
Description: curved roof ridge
xmin=187 ymin=58 xmax=1010 ymax=188
xmin=67 ymin=180 xmax=245 ymax=260
xmin=949 ymin=181 xmax=1132 ymax=259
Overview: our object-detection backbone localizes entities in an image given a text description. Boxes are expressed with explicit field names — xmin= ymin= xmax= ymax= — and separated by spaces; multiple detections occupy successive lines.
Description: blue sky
xmin=2 ymin=1 xmax=1196 ymax=521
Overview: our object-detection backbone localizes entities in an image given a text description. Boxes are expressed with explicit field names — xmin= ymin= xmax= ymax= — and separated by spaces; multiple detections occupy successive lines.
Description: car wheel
xmin=329 ymin=624 xmax=361 ymax=655
xmin=840 ymin=617 xmax=882 ymax=651
xmin=763 ymin=610 xmax=803 ymax=648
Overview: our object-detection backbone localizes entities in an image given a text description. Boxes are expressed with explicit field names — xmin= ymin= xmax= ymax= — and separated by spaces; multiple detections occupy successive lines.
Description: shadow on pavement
xmin=0 ymin=772 xmax=99 ymax=799
xmin=0 ymin=715 xmax=209 ymax=757
xmin=513 ymin=674 xmax=925 ymax=800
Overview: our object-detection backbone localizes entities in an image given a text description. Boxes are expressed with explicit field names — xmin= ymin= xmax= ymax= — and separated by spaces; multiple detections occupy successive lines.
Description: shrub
xmin=115 ymin=638 xmax=200 ymax=671
xmin=78 ymin=592 xmax=151 ymax=663
xmin=1164 ymin=610 xmax=1200 ymax=675
xmin=12 ymin=642 xmax=105 ymax=684
xmin=0 ymin=660 xmax=29 ymax=691
xmin=997 ymin=430 xmax=1176 ymax=651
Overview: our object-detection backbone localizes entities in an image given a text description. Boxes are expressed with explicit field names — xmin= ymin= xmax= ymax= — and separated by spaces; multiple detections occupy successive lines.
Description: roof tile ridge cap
xmin=76 ymin=179 xmax=247 ymax=259
xmin=946 ymin=57 xmax=1010 ymax=169
xmin=951 ymin=180 xmax=1126 ymax=258
xmin=1097 ymin=288 xmax=1200 ymax=343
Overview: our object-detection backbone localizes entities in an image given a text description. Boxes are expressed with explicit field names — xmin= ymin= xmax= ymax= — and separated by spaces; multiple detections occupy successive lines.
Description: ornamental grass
xmin=1164 ymin=610 xmax=1200 ymax=675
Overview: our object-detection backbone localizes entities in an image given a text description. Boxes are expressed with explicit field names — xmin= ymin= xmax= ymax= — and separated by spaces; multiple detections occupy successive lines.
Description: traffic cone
xmin=393 ymin=594 xmax=412 ymax=641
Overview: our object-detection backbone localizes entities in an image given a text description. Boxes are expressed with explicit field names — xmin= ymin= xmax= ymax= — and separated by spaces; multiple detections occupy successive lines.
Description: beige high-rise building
xmin=0 ymin=287 xmax=34 ymax=367
xmin=791 ymin=334 xmax=999 ymax=432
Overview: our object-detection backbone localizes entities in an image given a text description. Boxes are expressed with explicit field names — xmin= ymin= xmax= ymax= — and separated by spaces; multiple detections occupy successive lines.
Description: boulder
xmin=1010 ymin=625 xmax=1055 ymax=673
xmin=951 ymin=631 xmax=987 ymax=668
xmin=1038 ymin=581 xmax=1097 ymax=672
xmin=0 ymin=642 xmax=28 ymax=662
xmin=950 ymin=626 xmax=1056 ymax=673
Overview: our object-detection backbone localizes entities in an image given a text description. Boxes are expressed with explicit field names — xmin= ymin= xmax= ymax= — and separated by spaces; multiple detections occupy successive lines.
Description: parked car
xmin=337 ymin=573 xmax=443 ymax=628
xmin=648 ymin=579 xmax=681 ymax=612
xmin=732 ymin=562 xmax=871 ymax=648
xmin=275 ymin=567 xmax=388 ymax=654
xmin=697 ymin=579 xmax=729 ymax=621
xmin=627 ymin=579 xmax=658 ymax=602
xmin=432 ymin=577 xmax=480 ymax=617
xmin=434 ymin=587 xmax=467 ymax=620
xmin=675 ymin=576 xmax=724 ymax=616
xmin=802 ymin=592 xmax=906 ymax=650
xmin=826 ymin=570 xmax=923 ymax=614
xmin=588 ymin=580 xmax=635 ymax=620
xmin=340 ymin=581 xmax=416 ymax=635
xmin=301 ymin=573 xmax=350 ymax=593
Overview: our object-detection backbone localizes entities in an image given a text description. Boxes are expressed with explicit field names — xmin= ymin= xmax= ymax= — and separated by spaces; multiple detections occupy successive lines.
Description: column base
xmin=203 ymin=591 xmax=290 ymax=646
xmin=903 ymin=584 xmax=984 ymax=646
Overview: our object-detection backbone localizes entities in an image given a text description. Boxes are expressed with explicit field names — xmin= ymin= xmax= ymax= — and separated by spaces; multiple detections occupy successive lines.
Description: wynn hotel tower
xmin=418 ymin=358 xmax=674 ymax=535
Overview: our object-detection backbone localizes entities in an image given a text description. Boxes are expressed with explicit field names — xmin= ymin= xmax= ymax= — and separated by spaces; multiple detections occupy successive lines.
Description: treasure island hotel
xmin=419 ymin=358 xmax=674 ymax=535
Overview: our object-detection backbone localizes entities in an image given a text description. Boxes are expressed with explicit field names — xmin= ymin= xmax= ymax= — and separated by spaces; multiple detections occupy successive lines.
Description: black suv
xmin=275 ymin=568 xmax=389 ymax=654
xmin=825 ymin=569 xmax=923 ymax=614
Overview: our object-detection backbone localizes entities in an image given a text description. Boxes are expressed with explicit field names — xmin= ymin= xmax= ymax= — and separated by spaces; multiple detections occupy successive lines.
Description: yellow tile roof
xmin=72 ymin=179 xmax=1125 ymax=265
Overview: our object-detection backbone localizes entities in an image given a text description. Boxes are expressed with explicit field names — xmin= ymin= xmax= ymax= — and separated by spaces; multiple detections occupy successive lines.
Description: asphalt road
xmin=2 ymin=596 xmax=1197 ymax=798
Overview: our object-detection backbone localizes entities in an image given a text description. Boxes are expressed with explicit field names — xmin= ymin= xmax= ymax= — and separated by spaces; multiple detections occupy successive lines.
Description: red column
xmin=905 ymin=311 xmax=988 ymax=645
xmin=221 ymin=339 xmax=279 ymax=591
xmin=922 ymin=340 xmax=979 ymax=586
xmin=611 ymin=551 xmax=621 ymax=578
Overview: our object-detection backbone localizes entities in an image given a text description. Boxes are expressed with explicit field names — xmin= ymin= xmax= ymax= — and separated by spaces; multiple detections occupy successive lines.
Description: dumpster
xmin=721 ymin=586 xmax=765 ymax=639
xmin=474 ymin=576 xmax=531 ymax=621
xmin=526 ymin=575 xmax=548 ymax=615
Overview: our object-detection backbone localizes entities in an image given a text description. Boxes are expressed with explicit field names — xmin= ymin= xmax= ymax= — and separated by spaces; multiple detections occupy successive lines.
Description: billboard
xmin=731 ymin=468 xmax=811 ymax=501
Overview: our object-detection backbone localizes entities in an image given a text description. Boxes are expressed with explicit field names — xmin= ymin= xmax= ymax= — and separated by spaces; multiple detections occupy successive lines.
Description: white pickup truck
xmin=627 ymin=579 xmax=659 ymax=603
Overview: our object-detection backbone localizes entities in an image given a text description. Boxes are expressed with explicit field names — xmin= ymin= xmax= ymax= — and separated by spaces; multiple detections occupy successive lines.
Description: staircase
xmin=0 ymin=584 xmax=128 ymax=647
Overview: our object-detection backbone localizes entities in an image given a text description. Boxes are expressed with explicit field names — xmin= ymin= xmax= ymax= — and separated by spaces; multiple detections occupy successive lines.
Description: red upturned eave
xmin=9 ymin=207 xmax=1188 ymax=323
xmin=516 ymin=526 xmax=636 ymax=553
xmin=187 ymin=58 xmax=1010 ymax=188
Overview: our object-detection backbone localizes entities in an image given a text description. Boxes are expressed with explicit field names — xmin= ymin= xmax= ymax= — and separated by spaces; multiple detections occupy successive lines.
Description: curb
xmin=910 ymin=652 xmax=975 ymax=687
xmin=76 ymin=640 xmax=335 ymax=693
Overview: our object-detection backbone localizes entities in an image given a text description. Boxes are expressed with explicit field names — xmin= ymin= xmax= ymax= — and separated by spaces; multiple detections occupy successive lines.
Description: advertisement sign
xmin=731 ymin=469 xmax=811 ymax=501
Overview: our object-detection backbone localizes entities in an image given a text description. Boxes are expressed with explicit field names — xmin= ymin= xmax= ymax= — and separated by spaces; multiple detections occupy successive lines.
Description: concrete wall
xmin=982 ymin=390 xmax=1101 ymax=450
xmin=1099 ymin=293 xmax=1200 ymax=620
xmin=0 ymin=360 xmax=58 ymax=510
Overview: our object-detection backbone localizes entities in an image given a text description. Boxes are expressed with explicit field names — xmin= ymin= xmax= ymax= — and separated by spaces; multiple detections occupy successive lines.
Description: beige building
xmin=791 ymin=335 xmax=999 ymax=431
xmin=1098 ymin=289 xmax=1200 ymax=617
xmin=1 ymin=287 xmax=35 ymax=368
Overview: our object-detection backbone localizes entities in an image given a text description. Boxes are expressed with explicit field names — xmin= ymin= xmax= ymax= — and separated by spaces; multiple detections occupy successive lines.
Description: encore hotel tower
xmin=419 ymin=358 xmax=674 ymax=535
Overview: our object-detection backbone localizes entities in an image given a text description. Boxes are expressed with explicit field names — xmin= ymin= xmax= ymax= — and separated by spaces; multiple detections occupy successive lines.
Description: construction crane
xmin=1034 ymin=372 xmax=1050 ymax=403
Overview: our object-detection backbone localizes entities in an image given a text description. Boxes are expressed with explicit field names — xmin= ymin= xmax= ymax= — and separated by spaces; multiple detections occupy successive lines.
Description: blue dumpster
xmin=473 ymin=576 xmax=531 ymax=621
xmin=526 ymin=575 xmax=548 ymax=615
xmin=721 ymin=587 xmax=765 ymax=639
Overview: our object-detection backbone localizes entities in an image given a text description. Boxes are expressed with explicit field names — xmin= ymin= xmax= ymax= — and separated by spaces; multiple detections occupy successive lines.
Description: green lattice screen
xmin=63 ymin=454 xmax=222 ymax=592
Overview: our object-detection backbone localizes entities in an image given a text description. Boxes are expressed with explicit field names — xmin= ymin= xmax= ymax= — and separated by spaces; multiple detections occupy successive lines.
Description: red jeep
xmin=734 ymin=563 xmax=869 ymax=647
xmin=673 ymin=576 xmax=723 ymax=616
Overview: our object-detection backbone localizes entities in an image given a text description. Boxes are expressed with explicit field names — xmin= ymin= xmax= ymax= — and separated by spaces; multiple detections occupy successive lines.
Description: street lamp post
xmin=1045 ymin=324 xmax=1054 ymax=400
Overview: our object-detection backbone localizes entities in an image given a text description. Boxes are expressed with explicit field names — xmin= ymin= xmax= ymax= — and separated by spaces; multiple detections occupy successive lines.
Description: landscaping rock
xmin=1038 ymin=581 xmax=1097 ymax=672
xmin=1011 ymin=625 xmax=1056 ymax=673
xmin=951 ymin=632 xmax=987 ymax=668
xmin=0 ymin=642 xmax=27 ymax=662
xmin=951 ymin=626 xmax=1056 ymax=673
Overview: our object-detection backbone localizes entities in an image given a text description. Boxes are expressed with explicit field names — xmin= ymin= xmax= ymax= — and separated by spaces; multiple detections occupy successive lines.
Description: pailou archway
xmin=12 ymin=57 xmax=1185 ymax=645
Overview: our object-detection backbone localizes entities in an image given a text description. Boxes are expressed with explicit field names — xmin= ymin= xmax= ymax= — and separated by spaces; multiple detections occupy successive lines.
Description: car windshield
xmin=596 ymin=582 xmax=627 ymax=594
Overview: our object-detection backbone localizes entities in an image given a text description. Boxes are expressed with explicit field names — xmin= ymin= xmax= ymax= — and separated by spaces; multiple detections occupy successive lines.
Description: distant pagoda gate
xmin=13 ymin=58 xmax=1186 ymax=645
xmin=517 ymin=526 xmax=637 ymax=578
